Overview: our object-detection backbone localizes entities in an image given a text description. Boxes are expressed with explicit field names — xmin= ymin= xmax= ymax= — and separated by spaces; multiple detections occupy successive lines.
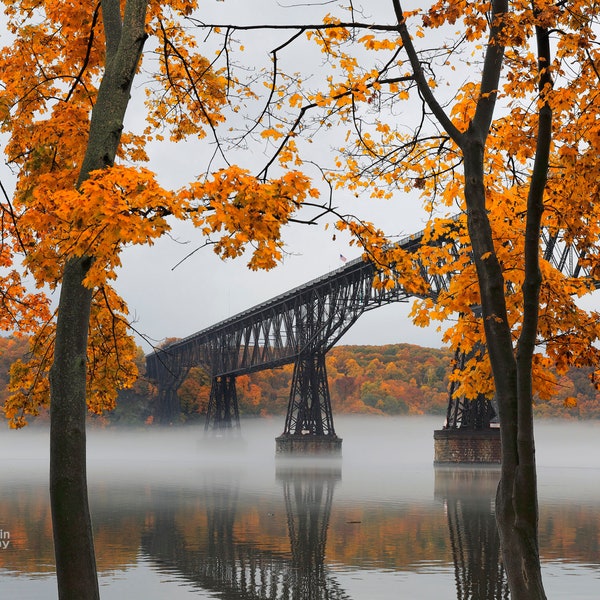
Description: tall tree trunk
xmin=48 ymin=1 xmax=148 ymax=597
xmin=49 ymin=257 xmax=98 ymax=599
xmin=463 ymin=139 xmax=547 ymax=598
xmin=462 ymin=23 xmax=552 ymax=596
xmin=394 ymin=0 xmax=550 ymax=594
xmin=493 ymin=22 xmax=552 ymax=599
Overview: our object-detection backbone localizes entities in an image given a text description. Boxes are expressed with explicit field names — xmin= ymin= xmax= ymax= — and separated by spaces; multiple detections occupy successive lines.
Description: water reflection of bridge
xmin=435 ymin=467 xmax=510 ymax=600
xmin=141 ymin=463 xmax=350 ymax=600
xmin=140 ymin=462 xmax=511 ymax=600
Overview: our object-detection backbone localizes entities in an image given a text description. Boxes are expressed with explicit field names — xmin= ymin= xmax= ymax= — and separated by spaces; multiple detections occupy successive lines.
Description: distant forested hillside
xmin=149 ymin=343 xmax=600 ymax=421
xmin=223 ymin=344 xmax=600 ymax=420
xmin=0 ymin=337 xmax=598 ymax=425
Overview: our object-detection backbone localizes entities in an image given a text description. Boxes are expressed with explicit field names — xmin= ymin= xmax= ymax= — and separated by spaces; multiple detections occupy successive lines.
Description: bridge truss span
xmin=145 ymin=226 xmax=447 ymax=435
xmin=146 ymin=217 xmax=595 ymax=445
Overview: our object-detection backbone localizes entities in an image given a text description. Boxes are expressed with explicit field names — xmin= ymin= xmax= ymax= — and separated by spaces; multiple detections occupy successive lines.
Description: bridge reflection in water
xmin=141 ymin=461 xmax=348 ymax=600
xmin=277 ymin=462 xmax=343 ymax=600
xmin=435 ymin=467 xmax=509 ymax=600
xmin=140 ymin=461 xmax=510 ymax=600
xmin=1 ymin=422 xmax=598 ymax=597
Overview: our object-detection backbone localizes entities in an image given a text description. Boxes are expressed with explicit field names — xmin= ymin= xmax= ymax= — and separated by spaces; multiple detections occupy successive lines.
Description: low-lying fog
xmin=2 ymin=415 xmax=599 ymax=505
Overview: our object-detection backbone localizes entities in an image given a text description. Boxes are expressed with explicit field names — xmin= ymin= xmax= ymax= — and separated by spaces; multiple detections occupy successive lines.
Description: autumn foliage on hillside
xmin=0 ymin=337 xmax=597 ymax=424
xmin=178 ymin=344 xmax=453 ymax=419
xmin=210 ymin=345 xmax=600 ymax=420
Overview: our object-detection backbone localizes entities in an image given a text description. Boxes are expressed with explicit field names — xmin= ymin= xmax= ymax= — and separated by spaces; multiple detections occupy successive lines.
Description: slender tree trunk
xmin=463 ymin=136 xmax=547 ymax=598
xmin=48 ymin=1 xmax=148 ymax=597
xmin=49 ymin=257 xmax=98 ymax=600
xmin=494 ymin=23 xmax=552 ymax=599
xmin=461 ymin=21 xmax=553 ymax=591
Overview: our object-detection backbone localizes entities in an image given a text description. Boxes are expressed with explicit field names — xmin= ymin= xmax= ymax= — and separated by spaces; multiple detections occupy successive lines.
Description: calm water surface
xmin=0 ymin=415 xmax=599 ymax=599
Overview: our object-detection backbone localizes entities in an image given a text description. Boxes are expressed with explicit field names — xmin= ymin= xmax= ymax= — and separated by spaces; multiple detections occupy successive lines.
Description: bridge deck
xmin=146 ymin=216 xmax=591 ymax=392
xmin=146 ymin=227 xmax=430 ymax=381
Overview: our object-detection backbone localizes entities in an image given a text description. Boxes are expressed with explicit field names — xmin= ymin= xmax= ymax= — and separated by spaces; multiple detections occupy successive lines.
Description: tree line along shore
xmin=0 ymin=337 xmax=596 ymax=426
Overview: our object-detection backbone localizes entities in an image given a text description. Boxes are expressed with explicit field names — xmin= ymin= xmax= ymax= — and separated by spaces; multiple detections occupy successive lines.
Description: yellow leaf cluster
xmin=144 ymin=16 xmax=228 ymax=141
xmin=358 ymin=35 xmax=402 ymax=52
xmin=4 ymin=285 xmax=138 ymax=428
xmin=14 ymin=166 xmax=180 ymax=290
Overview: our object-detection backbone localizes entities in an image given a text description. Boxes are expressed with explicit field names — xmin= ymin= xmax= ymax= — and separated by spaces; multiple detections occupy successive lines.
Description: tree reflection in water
xmin=435 ymin=467 xmax=510 ymax=600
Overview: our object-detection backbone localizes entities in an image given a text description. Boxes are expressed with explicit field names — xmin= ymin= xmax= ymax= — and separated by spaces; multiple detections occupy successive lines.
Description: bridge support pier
xmin=434 ymin=427 xmax=501 ymax=464
xmin=205 ymin=374 xmax=241 ymax=437
xmin=436 ymin=362 xmax=501 ymax=463
xmin=433 ymin=396 xmax=502 ymax=464
xmin=276 ymin=434 xmax=342 ymax=455
xmin=155 ymin=369 xmax=190 ymax=425
xmin=276 ymin=352 xmax=342 ymax=455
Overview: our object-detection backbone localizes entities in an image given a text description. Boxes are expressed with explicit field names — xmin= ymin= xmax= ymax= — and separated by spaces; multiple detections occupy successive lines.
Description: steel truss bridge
xmin=146 ymin=219 xmax=593 ymax=440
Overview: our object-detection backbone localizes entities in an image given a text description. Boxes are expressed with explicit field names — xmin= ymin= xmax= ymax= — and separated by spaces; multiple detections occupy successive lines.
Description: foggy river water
xmin=0 ymin=415 xmax=599 ymax=599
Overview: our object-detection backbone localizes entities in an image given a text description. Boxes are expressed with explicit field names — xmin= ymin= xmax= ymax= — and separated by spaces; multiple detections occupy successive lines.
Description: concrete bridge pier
xmin=276 ymin=433 xmax=342 ymax=455
xmin=434 ymin=393 xmax=501 ymax=464
xmin=434 ymin=427 xmax=501 ymax=464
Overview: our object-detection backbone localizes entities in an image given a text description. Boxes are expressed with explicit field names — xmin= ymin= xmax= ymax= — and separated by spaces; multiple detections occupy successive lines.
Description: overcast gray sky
xmin=111 ymin=0 xmax=449 ymax=352
xmin=3 ymin=0 xmax=599 ymax=358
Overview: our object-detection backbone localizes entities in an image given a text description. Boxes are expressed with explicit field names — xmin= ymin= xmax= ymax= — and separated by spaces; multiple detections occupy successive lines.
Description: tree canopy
xmin=2 ymin=1 xmax=599 ymax=424
xmin=0 ymin=0 xmax=322 ymax=428
xmin=185 ymin=1 xmax=600 ymax=400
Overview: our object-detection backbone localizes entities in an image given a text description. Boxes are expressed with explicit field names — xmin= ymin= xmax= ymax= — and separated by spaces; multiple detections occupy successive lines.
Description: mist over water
xmin=1 ymin=416 xmax=599 ymax=599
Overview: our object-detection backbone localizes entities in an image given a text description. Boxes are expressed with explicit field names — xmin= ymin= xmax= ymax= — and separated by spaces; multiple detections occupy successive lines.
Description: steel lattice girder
xmin=283 ymin=352 xmax=335 ymax=437
xmin=146 ymin=225 xmax=450 ymax=388
xmin=146 ymin=220 xmax=596 ymax=427
xmin=205 ymin=374 xmax=240 ymax=433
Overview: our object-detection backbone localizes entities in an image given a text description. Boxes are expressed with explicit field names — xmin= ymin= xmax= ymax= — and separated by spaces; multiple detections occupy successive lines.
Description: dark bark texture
xmin=49 ymin=258 xmax=98 ymax=599
xmin=493 ymin=22 xmax=552 ymax=600
xmin=49 ymin=1 xmax=148 ymax=598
